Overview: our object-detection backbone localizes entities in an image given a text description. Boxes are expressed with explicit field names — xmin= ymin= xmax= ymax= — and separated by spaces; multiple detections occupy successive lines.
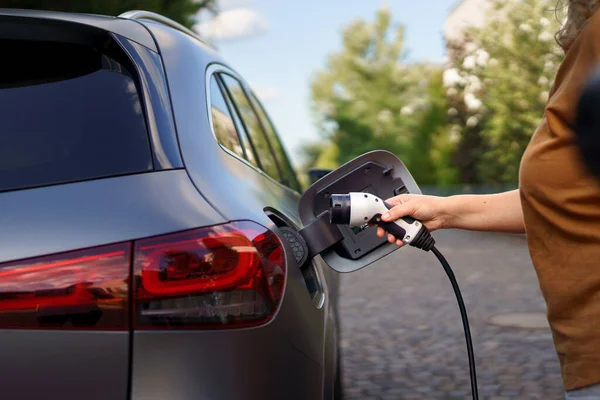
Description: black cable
xmin=374 ymin=218 xmax=479 ymax=398
xmin=335 ymin=199 xmax=479 ymax=398
xmin=431 ymin=246 xmax=479 ymax=400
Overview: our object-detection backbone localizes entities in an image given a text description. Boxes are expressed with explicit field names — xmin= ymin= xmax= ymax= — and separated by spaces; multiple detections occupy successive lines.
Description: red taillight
xmin=0 ymin=221 xmax=286 ymax=330
xmin=133 ymin=221 xmax=286 ymax=329
xmin=0 ymin=243 xmax=130 ymax=329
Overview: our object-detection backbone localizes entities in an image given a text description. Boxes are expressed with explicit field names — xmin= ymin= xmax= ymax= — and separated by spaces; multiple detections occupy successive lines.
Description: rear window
xmin=0 ymin=39 xmax=152 ymax=192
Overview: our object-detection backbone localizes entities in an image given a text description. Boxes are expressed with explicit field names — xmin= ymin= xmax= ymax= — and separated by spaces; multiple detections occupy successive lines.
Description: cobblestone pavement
xmin=339 ymin=230 xmax=563 ymax=400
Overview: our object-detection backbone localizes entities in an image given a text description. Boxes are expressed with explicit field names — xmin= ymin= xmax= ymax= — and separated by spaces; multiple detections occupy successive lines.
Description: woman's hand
xmin=376 ymin=190 xmax=526 ymax=246
xmin=376 ymin=194 xmax=452 ymax=247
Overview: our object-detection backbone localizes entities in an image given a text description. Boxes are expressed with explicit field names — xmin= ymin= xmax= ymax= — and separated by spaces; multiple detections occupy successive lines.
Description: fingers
xmin=382 ymin=202 xmax=416 ymax=222
xmin=387 ymin=234 xmax=405 ymax=247
xmin=382 ymin=195 xmax=415 ymax=221
xmin=377 ymin=226 xmax=404 ymax=247
xmin=385 ymin=194 xmax=411 ymax=206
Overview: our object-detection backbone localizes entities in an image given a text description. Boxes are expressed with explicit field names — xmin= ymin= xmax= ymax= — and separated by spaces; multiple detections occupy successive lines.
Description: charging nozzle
xmin=329 ymin=194 xmax=351 ymax=225
xmin=329 ymin=192 xmax=435 ymax=251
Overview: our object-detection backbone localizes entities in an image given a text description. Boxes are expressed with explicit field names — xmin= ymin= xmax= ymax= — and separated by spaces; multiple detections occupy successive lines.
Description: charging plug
xmin=329 ymin=192 xmax=435 ymax=251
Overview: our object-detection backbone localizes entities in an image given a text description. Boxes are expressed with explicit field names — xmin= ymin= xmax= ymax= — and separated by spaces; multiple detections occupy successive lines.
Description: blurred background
xmin=1 ymin=0 xmax=566 ymax=398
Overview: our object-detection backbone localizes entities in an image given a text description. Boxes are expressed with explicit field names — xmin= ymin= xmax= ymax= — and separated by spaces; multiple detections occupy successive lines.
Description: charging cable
xmin=330 ymin=193 xmax=479 ymax=400
xmin=431 ymin=247 xmax=478 ymax=400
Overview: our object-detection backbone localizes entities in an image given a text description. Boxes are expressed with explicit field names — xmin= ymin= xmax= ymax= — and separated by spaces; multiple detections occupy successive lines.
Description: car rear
xmin=0 ymin=12 xmax=229 ymax=399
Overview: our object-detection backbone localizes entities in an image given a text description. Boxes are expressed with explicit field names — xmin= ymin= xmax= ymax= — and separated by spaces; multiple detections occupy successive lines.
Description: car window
xmin=0 ymin=39 xmax=152 ymax=193
xmin=219 ymin=74 xmax=282 ymax=182
xmin=248 ymin=92 xmax=302 ymax=192
xmin=217 ymin=77 xmax=259 ymax=168
xmin=209 ymin=75 xmax=246 ymax=159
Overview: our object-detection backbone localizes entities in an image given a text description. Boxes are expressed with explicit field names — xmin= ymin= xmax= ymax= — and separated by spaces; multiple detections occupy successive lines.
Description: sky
xmin=196 ymin=0 xmax=457 ymax=166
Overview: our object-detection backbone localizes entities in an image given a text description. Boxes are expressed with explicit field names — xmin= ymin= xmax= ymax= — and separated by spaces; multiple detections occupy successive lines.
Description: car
xmin=0 ymin=8 xmax=344 ymax=400
xmin=0 ymin=8 xmax=418 ymax=400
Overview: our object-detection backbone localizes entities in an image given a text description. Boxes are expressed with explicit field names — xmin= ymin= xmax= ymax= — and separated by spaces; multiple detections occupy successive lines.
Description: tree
xmin=407 ymin=69 xmax=458 ymax=185
xmin=0 ymin=0 xmax=217 ymax=28
xmin=444 ymin=0 xmax=562 ymax=184
xmin=307 ymin=7 xmax=435 ymax=172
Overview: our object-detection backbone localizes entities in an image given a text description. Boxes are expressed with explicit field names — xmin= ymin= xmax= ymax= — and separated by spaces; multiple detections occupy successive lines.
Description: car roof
xmin=0 ymin=8 xmax=157 ymax=51
xmin=119 ymin=10 xmax=215 ymax=50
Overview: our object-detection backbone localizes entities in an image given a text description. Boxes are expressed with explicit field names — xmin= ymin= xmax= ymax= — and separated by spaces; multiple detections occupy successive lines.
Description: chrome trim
xmin=118 ymin=10 xmax=215 ymax=49
xmin=204 ymin=63 xmax=301 ymax=195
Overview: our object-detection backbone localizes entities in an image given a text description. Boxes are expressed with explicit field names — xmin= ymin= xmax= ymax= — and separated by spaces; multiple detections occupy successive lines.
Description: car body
xmin=0 ymin=9 xmax=342 ymax=400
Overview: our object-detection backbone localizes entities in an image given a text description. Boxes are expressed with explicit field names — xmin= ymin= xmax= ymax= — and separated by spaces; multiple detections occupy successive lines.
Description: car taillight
xmin=0 ymin=243 xmax=130 ymax=329
xmin=133 ymin=221 xmax=286 ymax=329
xmin=0 ymin=221 xmax=285 ymax=330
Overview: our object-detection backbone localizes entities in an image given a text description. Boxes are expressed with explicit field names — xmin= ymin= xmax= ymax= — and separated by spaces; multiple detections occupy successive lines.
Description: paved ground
xmin=338 ymin=230 xmax=564 ymax=399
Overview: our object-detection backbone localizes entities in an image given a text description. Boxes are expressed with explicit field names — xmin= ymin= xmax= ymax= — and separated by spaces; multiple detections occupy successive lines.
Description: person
xmin=378 ymin=1 xmax=600 ymax=398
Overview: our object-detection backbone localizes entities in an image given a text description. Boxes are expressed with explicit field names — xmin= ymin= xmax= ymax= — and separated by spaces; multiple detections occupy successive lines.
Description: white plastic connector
xmin=348 ymin=192 xmax=421 ymax=245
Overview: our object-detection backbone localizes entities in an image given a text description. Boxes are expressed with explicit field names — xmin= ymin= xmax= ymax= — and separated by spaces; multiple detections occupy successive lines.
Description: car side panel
xmin=132 ymin=330 xmax=323 ymax=400
xmin=0 ymin=331 xmax=129 ymax=400
xmin=259 ymin=176 xmax=341 ymax=392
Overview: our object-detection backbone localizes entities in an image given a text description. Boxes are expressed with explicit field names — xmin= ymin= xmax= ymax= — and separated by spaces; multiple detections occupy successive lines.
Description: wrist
xmin=439 ymin=195 xmax=466 ymax=229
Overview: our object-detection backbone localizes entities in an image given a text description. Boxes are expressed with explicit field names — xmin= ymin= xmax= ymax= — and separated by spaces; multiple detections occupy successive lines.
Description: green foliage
xmin=306 ymin=0 xmax=564 ymax=187
xmin=0 ymin=0 xmax=217 ymax=28
xmin=408 ymin=70 xmax=458 ymax=185
xmin=307 ymin=8 xmax=445 ymax=178
xmin=445 ymin=0 xmax=562 ymax=184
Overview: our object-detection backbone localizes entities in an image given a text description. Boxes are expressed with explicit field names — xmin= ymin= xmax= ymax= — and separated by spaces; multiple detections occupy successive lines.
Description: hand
xmin=377 ymin=194 xmax=451 ymax=247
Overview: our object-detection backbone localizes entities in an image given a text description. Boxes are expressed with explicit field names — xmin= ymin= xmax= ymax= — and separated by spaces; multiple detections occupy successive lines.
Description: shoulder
xmin=553 ymin=8 xmax=600 ymax=93
xmin=578 ymin=6 xmax=600 ymax=47
xmin=546 ymin=10 xmax=600 ymax=129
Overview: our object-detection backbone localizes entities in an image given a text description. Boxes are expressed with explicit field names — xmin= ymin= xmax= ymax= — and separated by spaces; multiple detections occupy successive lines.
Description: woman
xmin=378 ymin=1 xmax=600 ymax=397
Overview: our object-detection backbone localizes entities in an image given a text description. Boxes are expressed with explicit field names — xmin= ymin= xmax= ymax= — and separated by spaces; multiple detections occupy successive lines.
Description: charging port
xmin=264 ymin=208 xmax=324 ymax=302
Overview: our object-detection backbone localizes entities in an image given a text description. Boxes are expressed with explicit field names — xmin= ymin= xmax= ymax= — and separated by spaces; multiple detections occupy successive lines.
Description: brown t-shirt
xmin=520 ymin=9 xmax=600 ymax=391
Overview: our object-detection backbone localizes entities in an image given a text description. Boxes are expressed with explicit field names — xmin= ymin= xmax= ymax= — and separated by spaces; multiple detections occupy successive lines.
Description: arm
xmin=443 ymin=189 xmax=525 ymax=233
xmin=379 ymin=189 xmax=525 ymax=244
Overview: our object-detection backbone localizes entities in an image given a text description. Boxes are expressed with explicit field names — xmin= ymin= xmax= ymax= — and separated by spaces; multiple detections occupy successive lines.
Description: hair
xmin=555 ymin=0 xmax=600 ymax=50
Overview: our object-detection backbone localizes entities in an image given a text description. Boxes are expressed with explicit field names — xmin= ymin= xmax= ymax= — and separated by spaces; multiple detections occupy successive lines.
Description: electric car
xmin=0 ymin=8 xmax=344 ymax=400
xmin=0 ymin=9 xmax=419 ymax=400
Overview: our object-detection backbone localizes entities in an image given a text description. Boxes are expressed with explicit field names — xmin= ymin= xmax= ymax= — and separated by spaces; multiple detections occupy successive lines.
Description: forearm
xmin=443 ymin=189 xmax=525 ymax=234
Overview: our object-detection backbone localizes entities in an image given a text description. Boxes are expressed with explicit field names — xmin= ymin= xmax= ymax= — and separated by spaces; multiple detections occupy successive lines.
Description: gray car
xmin=0 ymin=8 xmax=345 ymax=400
xmin=0 ymin=8 xmax=418 ymax=400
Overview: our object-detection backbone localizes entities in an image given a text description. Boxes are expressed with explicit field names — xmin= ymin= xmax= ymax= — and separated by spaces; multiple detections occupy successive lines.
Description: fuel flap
xmin=298 ymin=150 xmax=422 ymax=273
